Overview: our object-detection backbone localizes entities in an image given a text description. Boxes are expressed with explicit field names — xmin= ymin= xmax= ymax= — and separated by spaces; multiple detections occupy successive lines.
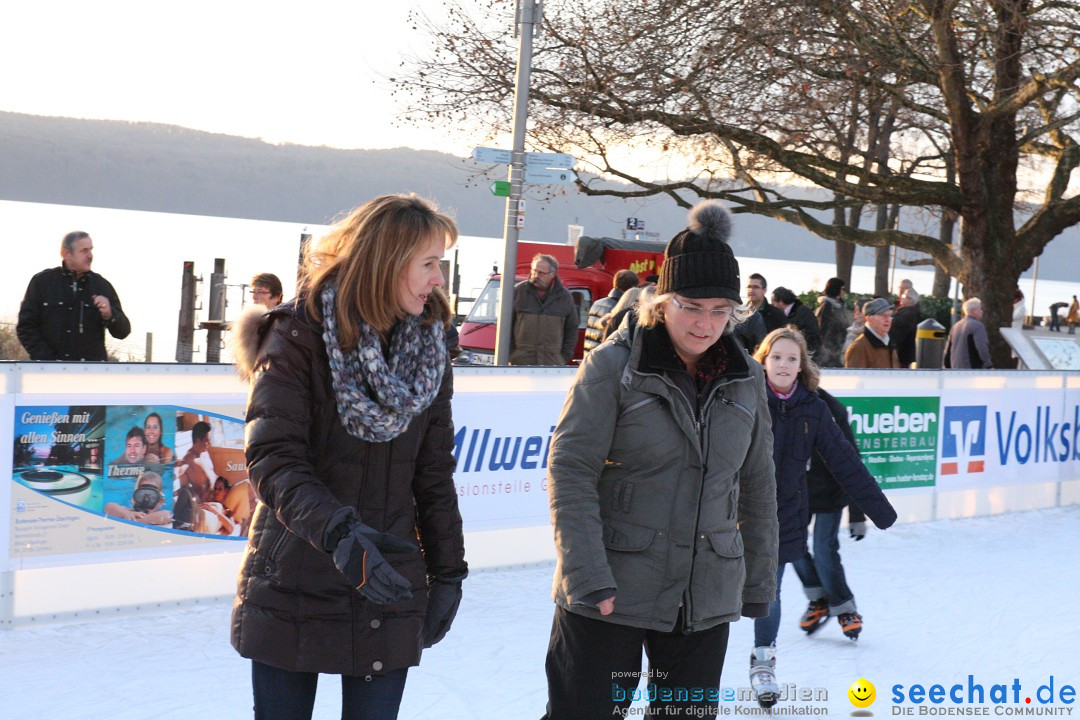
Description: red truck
xmin=455 ymin=237 xmax=667 ymax=366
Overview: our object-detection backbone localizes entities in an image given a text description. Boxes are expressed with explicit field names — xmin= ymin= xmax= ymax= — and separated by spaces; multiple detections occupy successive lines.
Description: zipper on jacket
xmin=720 ymin=396 xmax=754 ymax=423
xmin=683 ymin=378 xmax=758 ymax=630
xmin=622 ymin=396 xmax=659 ymax=416
xmin=263 ymin=526 xmax=290 ymax=575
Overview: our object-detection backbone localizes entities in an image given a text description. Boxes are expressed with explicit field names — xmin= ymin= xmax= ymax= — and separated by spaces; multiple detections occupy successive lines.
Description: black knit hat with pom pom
xmin=657 ymin=200 xmax=741 ymax=302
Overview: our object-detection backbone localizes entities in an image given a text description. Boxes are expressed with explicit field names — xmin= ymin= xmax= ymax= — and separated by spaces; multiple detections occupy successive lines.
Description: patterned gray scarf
xmin=320 ymin=284 xmax=446 ymax=442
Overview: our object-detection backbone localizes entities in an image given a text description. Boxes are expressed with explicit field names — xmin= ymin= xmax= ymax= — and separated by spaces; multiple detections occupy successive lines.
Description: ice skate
xmin=749 ymin=646 xmax=779 ymax=708
xmin=838 ymin=611 xmax=863 ymax=640
xmin=798 ymin=597 xmax=829 ymax=635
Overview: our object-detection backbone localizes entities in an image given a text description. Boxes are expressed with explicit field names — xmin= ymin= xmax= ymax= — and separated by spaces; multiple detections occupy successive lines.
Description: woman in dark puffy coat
xmin=230 ymin=194 xmax=467 ymax=720
xmin=747 ymin=327 xmax=897 ymax=709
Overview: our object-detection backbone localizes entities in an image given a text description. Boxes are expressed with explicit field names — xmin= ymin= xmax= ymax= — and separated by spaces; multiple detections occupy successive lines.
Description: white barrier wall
xmin=2 ymin=363 xmax=1078 ymax=627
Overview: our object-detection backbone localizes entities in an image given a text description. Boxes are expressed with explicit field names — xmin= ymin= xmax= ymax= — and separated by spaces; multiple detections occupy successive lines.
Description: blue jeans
xmin=753 ymin=563 xmax=787 ymax=647
xmin=251 ymin=660 xmax=408 ymax=720
xmin=791 ymin=510 xmax=857 ymax=615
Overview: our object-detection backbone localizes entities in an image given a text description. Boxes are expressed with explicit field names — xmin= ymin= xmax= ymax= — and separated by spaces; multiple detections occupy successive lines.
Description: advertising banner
xmin=11 ymin=404 xmax=250 ymax=560
xmin=833 ymin=395 xmax=940 ymax=490
xmin=450 ymin=391 xmax=565 ymax=530
xmin=936 ymin=387 xmax=1078 ymax=491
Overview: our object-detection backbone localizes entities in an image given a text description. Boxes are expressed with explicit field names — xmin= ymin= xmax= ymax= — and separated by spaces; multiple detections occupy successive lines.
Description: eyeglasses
xmin=531 ymin=267 xmax=555 ymax=277
xmin=671 ymin=296 xmax=733 ymax=320
xmin=250 ymin=289 xmax=271 ymax=297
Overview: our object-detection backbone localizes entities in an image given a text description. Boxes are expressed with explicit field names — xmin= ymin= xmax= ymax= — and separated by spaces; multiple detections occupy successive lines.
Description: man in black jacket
xmin=17 ymin=231 xmax=130 ymax=361
xmin=771 ymin=286 xmax=822 ymax=356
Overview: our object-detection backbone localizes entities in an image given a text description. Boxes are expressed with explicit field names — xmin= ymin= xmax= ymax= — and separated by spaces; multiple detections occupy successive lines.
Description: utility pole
xmin=493 ymin=0 xmax=543 ymax=366
xmin=175 ymin=261 xmax=197 ymax=363
xmin=202 ymin=258 xmax=227 ymax=363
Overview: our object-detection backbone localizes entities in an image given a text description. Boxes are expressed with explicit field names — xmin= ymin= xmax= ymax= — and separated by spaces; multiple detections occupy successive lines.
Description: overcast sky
xmin=1 ymin=0 xmax=486 ymax=152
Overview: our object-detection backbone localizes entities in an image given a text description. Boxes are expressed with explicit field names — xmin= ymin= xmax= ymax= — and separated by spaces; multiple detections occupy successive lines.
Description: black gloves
xmin=423 ymin=576 xmax=464 ymax=648
xmin=331 ymin=516 xmax=418 ymax=605
xmin=849 ymin=521 xmax=867 ymax=541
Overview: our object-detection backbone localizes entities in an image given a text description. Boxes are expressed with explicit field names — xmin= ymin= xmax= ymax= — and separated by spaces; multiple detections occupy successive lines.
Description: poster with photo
xmin=102 ymin=405 xmax=178 ymax=527
xmin=11 ymin=404 xmax=252 ymax=559
xmin=13 ymin=405 xmax=107 ymax=514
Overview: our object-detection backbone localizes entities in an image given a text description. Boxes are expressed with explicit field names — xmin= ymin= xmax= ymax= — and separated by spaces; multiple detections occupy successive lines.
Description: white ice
xmin=2 ymin=506 xmax=1078 ymax=719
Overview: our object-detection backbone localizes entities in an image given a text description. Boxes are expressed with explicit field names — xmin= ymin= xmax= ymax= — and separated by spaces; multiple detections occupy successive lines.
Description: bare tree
xmin=401 ymin=0 xmax=1080 ymax=367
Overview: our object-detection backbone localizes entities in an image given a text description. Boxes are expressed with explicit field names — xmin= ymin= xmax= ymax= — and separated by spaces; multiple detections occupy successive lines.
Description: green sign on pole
xmin=490 ymin=181 xmax=511 ymax=197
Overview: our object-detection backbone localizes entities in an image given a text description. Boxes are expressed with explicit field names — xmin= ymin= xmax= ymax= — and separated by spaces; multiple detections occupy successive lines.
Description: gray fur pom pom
xmin=688 ymin=200 xmax=732 ymax=244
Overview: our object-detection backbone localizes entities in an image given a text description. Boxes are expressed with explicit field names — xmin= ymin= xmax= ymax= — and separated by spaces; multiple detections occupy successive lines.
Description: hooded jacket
xmin=547 ymin=318 xmax=779 ymax=633
xmin=229 ymin=300 xmax=466 ymax=676
xmin=16 ymin=265 xmax=131 ymax=361
xmin=766 ymin=383 xmax=896 ymax=563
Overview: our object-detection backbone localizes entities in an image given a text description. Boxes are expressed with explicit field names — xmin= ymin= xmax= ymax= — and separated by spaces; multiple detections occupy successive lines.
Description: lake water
xmin=2 ymin=200 xmax=1075 ymax=362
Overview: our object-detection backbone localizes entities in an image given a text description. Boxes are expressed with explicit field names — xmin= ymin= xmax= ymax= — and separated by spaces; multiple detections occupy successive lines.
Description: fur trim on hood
xmin=231 ymin=305 xmax=271 ymax=380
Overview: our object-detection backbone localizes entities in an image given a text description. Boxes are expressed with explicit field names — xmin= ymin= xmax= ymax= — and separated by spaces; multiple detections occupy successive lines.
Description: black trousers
xmin=543 ymin=605 xmax=730 ymax=719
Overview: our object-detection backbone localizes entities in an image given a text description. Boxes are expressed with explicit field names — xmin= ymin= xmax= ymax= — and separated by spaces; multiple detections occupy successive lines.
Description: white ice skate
xmin=749 ymin=646 xmax=779 ymax=709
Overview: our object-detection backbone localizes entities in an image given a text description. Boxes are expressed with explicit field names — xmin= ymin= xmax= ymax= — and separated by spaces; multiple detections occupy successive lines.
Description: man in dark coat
xmin=17 ymin=231 xmax=130 ymax=361
xmin=771 ymin=286 xmax=822 ymax=356
xmin=943 ymin=297 xmax=993 ymax=369
xmin=510 ymin=253 xmax=579 ymax=365
xmin=814 ymin=277 xmax=849 ymax=368
xmin=746 ymin=272 xmax=786 ymax=335
xmin=890 ymin=289 xmax=922 ymax=368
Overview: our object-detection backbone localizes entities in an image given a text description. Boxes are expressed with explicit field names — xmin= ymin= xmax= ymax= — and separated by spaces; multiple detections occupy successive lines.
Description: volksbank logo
xmin=940 ymin=406 xmax=986 ymax=475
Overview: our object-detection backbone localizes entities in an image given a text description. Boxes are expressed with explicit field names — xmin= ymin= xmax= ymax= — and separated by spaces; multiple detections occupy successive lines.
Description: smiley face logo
xmin=848 ymin=679 xmax=876 ymax=708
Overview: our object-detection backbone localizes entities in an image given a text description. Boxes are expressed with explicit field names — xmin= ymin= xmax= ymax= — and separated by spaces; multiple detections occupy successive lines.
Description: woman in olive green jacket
xmin=543 ymin=200 xmax=778 ymax=719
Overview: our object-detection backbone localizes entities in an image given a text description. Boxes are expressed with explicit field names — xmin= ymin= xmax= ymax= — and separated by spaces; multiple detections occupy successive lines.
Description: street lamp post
xmin=493 ymin=0 xmax=543 ymax=366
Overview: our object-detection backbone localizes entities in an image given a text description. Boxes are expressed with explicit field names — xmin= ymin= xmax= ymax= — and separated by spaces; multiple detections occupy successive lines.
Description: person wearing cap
xmin=943 ymin=297 xmax=994 ymax=369
xmin=844 ymin=297 xmax=901 ymax=368
xmin=814 ymin=277 xmax=850 ymax=368
xmin=770 ymin=286 xmax=822 ymax=357
xmin=542 ymin=200 xmax=778 ymax=719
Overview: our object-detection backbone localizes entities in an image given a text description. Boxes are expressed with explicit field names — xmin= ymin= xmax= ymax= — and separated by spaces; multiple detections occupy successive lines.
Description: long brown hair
xmin=753 ymin=326 xmax=821 ymax=392
xmin=302 ymin=194 xmax=457 ymax=351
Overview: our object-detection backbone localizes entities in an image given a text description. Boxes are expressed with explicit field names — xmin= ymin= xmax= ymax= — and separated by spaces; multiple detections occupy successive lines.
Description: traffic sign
xmin=473 ymin=146 xmax=513 ymax=164
xmin=490 ymin=180 xmax=511 ymax=197
xmin=525 ymin=151 xmax=575 ymax=169
xmin=523 ymin=167 xmax=574 ymax=185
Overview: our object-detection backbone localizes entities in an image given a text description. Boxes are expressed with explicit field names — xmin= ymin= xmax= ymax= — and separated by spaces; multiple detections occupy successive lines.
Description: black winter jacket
xmin=230 ymin=300 xmax=466 ymax=676
xmin=584 ymin=289 xmax=622 ymax=352
xmin=16 ymin=265 xmax=130 ymax=360
xmin=806 ymin=389 xmax=866 ymax=523
xmin=785 ymin=300 xmax=822 ymax=357
xmin=767 ymin=383 xmax=895 ymax=563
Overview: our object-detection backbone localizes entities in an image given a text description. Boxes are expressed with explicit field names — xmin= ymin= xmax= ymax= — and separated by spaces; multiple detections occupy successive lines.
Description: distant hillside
xmin=2 ymin=110 xmax=1076 ymax=279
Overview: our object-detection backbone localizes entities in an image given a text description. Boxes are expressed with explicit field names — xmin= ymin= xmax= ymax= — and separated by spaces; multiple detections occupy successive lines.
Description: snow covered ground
xmin=3 ymin=506 xmax=1078 ymax=719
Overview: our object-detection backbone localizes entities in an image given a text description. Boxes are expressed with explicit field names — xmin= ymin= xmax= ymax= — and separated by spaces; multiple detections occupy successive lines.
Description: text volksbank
xmin=994 ymin=406 xmax=1080 ymax=465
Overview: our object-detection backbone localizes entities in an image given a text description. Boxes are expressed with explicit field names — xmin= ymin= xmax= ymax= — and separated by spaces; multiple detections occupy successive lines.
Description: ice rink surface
xmin=3 ymin=506 xmax=1078 ymax=719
